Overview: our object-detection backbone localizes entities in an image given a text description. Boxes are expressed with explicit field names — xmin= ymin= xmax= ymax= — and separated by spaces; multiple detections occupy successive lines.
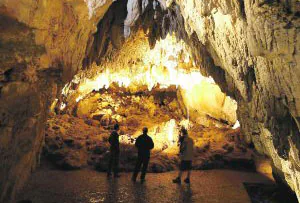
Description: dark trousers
xmin=132 ymin=156 xmax=150 ymax=180
xmin=108 ymin=151 xmax=119 ymax=175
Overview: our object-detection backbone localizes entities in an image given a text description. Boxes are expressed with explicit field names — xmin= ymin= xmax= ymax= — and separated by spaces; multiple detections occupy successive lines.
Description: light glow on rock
xmin=84 ymin=0 xmax=108 ymax=19
xmin=232 ymin=120 xmax=240 ymax=129
xmin=69 ymin=35 xmax=215 ymax=102
xmin=167 ymin=119 xmax=176 ymax=144
xmin=118 ymin=118 xmax=194 ymax=151
xmin=60 ymin=102 xmax=66 ymax=110
xmin=60 ymin=34 xmax=237 ymax=124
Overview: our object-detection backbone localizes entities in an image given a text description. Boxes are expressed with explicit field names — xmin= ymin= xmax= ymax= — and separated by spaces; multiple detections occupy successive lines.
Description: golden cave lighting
xmin=60 ymin=102 xmax=66 ymax=110
xmin=167 ymin=119 xmax=177 ymax=144
xmin=60 ymin=34 xmax=237 ymax=125
xmin=63 ymin=34 xmax=215 ymax=103
xmin=119 ymin=119 xmax=183 ymax=151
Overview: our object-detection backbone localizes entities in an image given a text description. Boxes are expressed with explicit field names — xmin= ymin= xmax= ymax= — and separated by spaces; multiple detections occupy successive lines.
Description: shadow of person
xmin=104 ymin=178 xmax=119 ymax=203
xmin=176 ymin=184 xmax=193 ymax=203
xmin=131 ymin=182 xmax=148 ymax=203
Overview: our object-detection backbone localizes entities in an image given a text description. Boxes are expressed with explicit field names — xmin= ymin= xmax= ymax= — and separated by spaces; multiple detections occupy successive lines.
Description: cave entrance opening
xmin=44 ymin=32 xmax=261 ymax=174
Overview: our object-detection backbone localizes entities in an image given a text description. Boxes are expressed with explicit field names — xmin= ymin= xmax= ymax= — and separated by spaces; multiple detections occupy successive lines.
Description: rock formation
xmin=0 ymin=0 xmax=300 ymax=202
xmin=0 ymin=0 xmax=112 ymax=201
xmin=44 ymin=89 xmax=253 ymax=173
xmin=174 ymin=1 xmax=300 ymax=199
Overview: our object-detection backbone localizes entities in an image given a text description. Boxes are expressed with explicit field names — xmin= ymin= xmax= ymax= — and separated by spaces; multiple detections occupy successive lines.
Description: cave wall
xmin=172 ymin=0 xmax=300 ymax=199
xmin=125 ymin=0 xmax=300 ymax=199
xmin=62 ymin=30 xmax=237 ymax=125
xmin=0 ymin=0 xmax=112 ymax=202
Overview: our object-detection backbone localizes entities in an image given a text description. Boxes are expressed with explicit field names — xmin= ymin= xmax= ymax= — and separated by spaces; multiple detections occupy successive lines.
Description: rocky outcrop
xmin=107 ymin=0 xmax=300 ymax=199
xmin=154 ymin=0 xmax=300 ymax=199
xmin=0 ymin=0 xmax=112 ymax=201
xmin=61 ymin=29 xmax=237 ymax=125
xmin=44 ymin=113 xmax=254 ymax=173
xmin=186 ymin=1 xmax=300 ymax=199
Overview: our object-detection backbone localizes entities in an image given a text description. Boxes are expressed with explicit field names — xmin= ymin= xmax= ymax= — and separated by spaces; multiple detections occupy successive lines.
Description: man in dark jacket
xmin=107 ymin=124 xmax=120 ymax=178
xmin=132 ymin=127 xmax=154 ymax=183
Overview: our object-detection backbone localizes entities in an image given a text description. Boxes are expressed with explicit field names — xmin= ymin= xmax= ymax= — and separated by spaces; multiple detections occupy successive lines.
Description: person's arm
xmin=110 ymin=132 xmax=117 ymax=148
xmin=135 ymin=137 xmax=140 ymax=148
xmin=191 ymin=139 xmax=195 ymax=154
xmin=180 ymin=139 xmax=187 ymax=154
xmin=190 ymin=139 xmax=195 ymax=159
xmin=108 ymin=133 xmax=113 ymax=145
xmin=178 ymin=136 xmax=184 ymax=146
xmin=183 ymin=141 xmax=187 ymax=151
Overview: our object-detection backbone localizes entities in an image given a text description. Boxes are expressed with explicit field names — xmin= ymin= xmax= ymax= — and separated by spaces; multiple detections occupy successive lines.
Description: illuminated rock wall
xmin=180 ymin=81 xmax=237 ymax=125
xmin=171 ymin=0 xmax=300 ymax=199
xmin=110 ymin=0 xmax=300 ymax=198
xmin=62 ymin=32 xmax=237 ymax=125
xmin=0 ymin=0 xmax=112 ymax=201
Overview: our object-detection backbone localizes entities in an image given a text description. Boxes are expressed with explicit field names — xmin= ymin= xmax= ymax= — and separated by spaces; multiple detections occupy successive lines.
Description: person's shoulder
xmin=112 ymin=131 xmax=119 ymax=136
xmin=187 ymin=136 xmax=194 ymax=142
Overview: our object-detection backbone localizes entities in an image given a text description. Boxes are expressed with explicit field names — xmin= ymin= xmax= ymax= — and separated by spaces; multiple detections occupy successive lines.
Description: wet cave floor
xmin=16 ymin=161 xmax=280 ymax=203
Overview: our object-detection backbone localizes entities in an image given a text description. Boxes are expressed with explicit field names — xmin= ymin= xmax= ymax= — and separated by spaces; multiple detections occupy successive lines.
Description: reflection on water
xmin=103 ymin=178 xmax=193 ymax=203
xmin=83 ymin=177 xmax=193 ymax=203
xmin=18 ymin=170 xmax=274 ymax=203
xmin=86 ymin=192 xmax=106 ymax=203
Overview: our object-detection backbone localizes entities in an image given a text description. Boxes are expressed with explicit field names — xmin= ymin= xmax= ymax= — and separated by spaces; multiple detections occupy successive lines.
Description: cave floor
xmin=17 ymin=167 xmax=274 ymax=203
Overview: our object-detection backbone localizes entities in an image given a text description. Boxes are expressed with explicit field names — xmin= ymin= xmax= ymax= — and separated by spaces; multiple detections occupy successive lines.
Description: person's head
xmin=142 ymin=127 xmax=148 ymax=135
xmin=114 ymin=123 xmax=120 ymax=131
xmin=181 ymin=127 xmax=188 ymax=136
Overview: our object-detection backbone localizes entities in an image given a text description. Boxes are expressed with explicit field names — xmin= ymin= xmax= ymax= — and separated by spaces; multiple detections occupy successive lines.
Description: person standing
xmin=107 ymin=124 xmax=121 ymax=178
xmin=132 ymin=127 xmax=154 ymax=183
xmin=173 ymin=127 xmax=194 ymax=184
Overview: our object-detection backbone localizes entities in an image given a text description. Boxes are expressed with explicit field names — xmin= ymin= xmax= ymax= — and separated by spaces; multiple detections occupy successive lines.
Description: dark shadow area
xmin=131 ymin=183 xmax=147 ymax=203
xmin=176 ymin=185 xmax=193 ymax=203
xmin=105 ymin=179 xmax=119 ymax=203
xmin=244 ymin=183 xmax=298 ymax=203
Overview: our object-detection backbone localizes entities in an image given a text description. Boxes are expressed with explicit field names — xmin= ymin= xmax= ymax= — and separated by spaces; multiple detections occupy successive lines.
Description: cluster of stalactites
xmin=62 ymin=34 xmax=214 ymax=104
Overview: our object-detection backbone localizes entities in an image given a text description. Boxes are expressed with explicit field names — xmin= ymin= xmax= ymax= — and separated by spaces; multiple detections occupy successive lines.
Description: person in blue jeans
xmin=173 ymin=127 xmax=194 ymax=184
xmin=132 ymin=127 xmax=154 ymax=183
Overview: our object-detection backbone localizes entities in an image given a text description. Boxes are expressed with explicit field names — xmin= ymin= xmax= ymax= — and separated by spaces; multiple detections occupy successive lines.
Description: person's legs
xmin=140 ymin=157 xmax=150 ymax=181
xmin=173 ymin=161 xmax=185 ymax=184
xmin=173 ymin=170 xmax=183 ymax=184
xmin=178 ymin=170 xmax=183 ymax=179
xmin=184 ymin=161 xmax=192 ymax=183
xmin=132 ymin=156 xmax=143 ymax=181
xmin=187 ymin=170 xmax=191 ymax=179
xmin=113 ymin=153 xmax=120 ymax=177
xmin=107 ymin=152 xmax=114 ymax=176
